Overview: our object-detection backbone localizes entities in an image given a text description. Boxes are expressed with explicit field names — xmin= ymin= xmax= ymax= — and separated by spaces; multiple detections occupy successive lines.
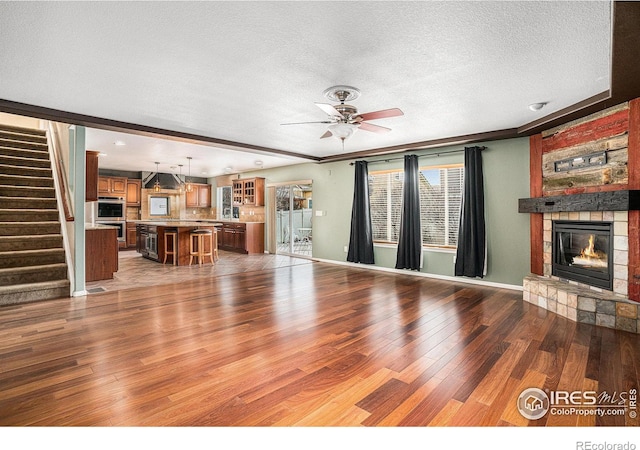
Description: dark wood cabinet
xmin=126 ymin=222 xmax=137 ymax=248
xmin=86 ymin=227 xmax=118 ymax=282
xmin=98 ymin=176 xmax=127 ymax=197
xmin=126 ymin=179 xmax=141 ymax=206
xmin=232 ymin=178 xmax=265 ymax=206
xmin=218 ymin=222 xmax=263 ymax=254
xmin=185 ymin=183 xmax=211 ymax=208
xmin=85 ymin=150 xmax=100 ymax=202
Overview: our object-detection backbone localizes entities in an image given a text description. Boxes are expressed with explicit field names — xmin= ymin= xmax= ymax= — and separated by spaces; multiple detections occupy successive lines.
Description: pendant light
xmin=185 ymin=157 xmax=193 ymax=193
xmin=153 ymin=162 xmax=161 ymax=192
xmin=178 ymin=164 xmax=185 ymax=193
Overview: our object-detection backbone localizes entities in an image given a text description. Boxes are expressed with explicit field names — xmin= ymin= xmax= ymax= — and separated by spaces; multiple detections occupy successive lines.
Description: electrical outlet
xmin=344 ymin=245 xmax=348 ymax=253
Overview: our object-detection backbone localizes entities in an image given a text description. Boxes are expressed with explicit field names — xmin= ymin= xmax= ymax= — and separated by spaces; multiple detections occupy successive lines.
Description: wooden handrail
xmin=46 ymin=122 xmax=74 ymax=222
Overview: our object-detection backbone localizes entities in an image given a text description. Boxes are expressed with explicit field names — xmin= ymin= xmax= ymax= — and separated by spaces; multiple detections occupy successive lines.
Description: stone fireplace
xmin=519 ymin=100 xmax=640 ymax=334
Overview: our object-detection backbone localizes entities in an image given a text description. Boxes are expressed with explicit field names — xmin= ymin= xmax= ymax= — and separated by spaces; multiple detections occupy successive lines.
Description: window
xmin=369 ymin=164 xmax=464 ymax=248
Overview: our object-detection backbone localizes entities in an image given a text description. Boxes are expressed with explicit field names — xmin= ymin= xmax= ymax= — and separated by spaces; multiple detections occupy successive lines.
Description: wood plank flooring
xmin=1 ymin=261 xmax=639 ymax=426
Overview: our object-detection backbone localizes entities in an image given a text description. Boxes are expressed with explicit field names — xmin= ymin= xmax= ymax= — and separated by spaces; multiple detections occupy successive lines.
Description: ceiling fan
xmin=281 ymin=85 xmax=404 ymax=141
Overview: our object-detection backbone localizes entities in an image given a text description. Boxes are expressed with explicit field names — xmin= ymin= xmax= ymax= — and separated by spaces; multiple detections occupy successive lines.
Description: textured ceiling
xmin=0 ymin=1 xmax=612 ymax=176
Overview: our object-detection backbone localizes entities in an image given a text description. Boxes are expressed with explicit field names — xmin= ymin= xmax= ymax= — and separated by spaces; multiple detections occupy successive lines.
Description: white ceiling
xmin=0 ymin=1 xmax=612 ymax=176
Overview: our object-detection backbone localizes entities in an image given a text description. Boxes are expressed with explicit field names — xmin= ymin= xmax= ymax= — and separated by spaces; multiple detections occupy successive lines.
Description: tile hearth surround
xmin=523 ymin=209 xmax=639 ymax=334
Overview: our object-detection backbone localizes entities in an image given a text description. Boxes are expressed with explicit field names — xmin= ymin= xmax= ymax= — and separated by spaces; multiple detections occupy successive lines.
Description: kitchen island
xmin=136 ymin=221 xmax=221 ymax=266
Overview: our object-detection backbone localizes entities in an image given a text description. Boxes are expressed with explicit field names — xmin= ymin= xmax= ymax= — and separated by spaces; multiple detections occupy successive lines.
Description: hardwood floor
xmin=1 ymin=261 xmax=639 ymax=427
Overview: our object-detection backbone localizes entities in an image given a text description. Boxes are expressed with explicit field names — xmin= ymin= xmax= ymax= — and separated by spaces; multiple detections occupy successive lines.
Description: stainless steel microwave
xmin=97 ymin=197 xmax=125 ymax=220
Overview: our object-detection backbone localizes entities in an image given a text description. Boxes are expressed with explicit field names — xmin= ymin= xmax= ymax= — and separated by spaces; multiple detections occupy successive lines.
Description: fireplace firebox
xmin=552 ymin=221 xmax=613 ymax=290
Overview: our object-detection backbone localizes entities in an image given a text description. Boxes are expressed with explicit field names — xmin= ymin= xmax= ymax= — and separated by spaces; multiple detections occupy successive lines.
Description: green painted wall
xmin=242 ymin=136 xmax=531 ymax=287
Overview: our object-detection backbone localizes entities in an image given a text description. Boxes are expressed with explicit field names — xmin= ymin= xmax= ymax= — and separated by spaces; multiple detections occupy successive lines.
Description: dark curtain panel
xmin=395 ymin=154 xmax=422 ymax=270
xmin=347 ymin=160 xmax=375 ymax=264
xmin=455 ymin=146 xmax=487 ymax=278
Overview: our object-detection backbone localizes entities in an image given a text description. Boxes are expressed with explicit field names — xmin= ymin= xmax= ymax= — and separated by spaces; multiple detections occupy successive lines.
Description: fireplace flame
xmin=574 ymin=234 xmax=607 ymax=268
xmin=581 ymin=234 xmax=600 ymax=258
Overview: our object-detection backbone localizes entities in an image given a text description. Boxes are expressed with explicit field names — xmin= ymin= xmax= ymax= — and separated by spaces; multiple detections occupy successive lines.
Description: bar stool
xmin=189 ymin=229 xmax=214 ymax=266
xmin=163 ymin=228 xmax=178 ymax=265
xmin=212 ymin=229 xmax=219 ymax=262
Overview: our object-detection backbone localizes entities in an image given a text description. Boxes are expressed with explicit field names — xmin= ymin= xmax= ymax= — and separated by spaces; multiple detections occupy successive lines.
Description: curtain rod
xmin=348 ymin=146 xmax=486 ymax=165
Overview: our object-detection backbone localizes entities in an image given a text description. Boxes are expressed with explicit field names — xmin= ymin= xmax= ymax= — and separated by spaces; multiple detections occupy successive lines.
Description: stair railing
xmin=46 ymin=121 xmax=74 ymax=221
xmin=46 ymin=120 xmax=76 ymax=296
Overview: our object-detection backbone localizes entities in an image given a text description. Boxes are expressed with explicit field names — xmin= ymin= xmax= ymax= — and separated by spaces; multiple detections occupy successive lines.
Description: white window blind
xmin=369 ymin=165 xmax=464 ymax=247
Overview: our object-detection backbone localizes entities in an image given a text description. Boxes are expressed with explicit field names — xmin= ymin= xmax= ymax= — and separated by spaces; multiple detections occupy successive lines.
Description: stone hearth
xmin=523 ymin=274 xmax=639 ymax=333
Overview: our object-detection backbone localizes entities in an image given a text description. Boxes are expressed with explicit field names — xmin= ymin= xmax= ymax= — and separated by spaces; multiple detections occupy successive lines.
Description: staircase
xmin=0 ymin=124 xmax=70 ymax=305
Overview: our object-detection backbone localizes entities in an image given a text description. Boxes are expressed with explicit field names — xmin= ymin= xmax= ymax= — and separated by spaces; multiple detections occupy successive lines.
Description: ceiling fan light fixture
xmin=328 ymin=122 xmax=358 ymax=140
xmin=323 ymin=85 xmax=361 ymax=103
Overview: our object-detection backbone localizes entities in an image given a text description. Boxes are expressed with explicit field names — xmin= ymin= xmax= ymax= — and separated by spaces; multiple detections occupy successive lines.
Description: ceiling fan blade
xmin=320 ymin=130 xmax=333 ymax=139
xmin=357 ymin=108 xmax=404 ymax=121
xmin=280 ymin=120 xmax=333 ymax=125
xmin=358 ymin=122 xmax=391 ymax=134
xmin=315 ymin=102 xmax=344 ymax=118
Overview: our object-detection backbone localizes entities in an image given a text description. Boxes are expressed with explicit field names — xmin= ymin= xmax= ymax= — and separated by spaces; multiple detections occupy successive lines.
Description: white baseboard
xmin=311 ymin=257 xmax=523 ymax=291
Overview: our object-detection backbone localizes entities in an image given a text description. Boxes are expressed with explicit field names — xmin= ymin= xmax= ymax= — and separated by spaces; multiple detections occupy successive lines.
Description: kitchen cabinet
xmin=232 ymin=177 xmax=265 ymax=206
xmin=126 ymin=179 xmax=141 ymax=206
xmin=86 ymin=151 xmax=100 ymax=202
xmin=185 ymin=183 xmax=211 ymax=208
xmin=99 ymin=176 xmax=127 ymax=197
xmin=126 ymin=222 xmax=137 ymax=248
xmin=86 ymin=226 xmax=118 ymax=281
xmin=218 ymin=222 xmax=264 ymax=254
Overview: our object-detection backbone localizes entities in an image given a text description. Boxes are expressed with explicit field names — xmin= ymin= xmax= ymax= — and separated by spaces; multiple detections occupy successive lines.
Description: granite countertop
xmin=85 ymin=223 xmax=120 ymax=230
xmin=131 ymin=219 xmax=264 ymax=224
xmin=134 ymin=221 xmax=223 ymax=227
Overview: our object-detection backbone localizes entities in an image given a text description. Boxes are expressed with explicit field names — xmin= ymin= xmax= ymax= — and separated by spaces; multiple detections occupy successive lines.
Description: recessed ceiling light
xmin=201 ymin=171 xmax=208 ymax=175
xmin=114 ymin=140 xmax=126 ymax=146
xmin=255 ymin=160 xmax=263 ymax=167
xmin=224 ymin=167 xmax=232 ymax=174
xmin=528 ymin=102 xmax=547 ymax=112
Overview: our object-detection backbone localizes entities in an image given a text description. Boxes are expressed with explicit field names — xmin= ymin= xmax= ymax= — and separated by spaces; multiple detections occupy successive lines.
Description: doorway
xmin=273 ymin=183 xmax=313 ymax=257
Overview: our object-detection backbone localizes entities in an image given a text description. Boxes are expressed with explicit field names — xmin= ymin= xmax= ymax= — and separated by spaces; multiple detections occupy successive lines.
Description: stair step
xmin=0 ymin=130 xmax=47 ymax=145
xmin=0 ymin=279 xmax=70 ymax=306
xmin=0 ymin=185 xmax=55 ymax=198
xmin=0 ymin=263 xmax=67 ymax=286
xmin=0 ymin=234 xmax=63 ymax=252
xmin=0 ymin=174 xmax=54 ymax=187
xmin=0 ymin=129 xmax=47 ymax=146
xmin=0 ymin=138 xmax=48 ymax=152
xmin=0 ymin=248 xmax=66 ymax=269
xmin=0 ymin=196 xmax=58 ymax=210
xmin=0 ymin=124 xmax=46 ymax=138
xmin=0 ymin=222 xmax=61 ymax=236
xmin=0 ymin=146 xmax=50 ymax=160
xmin=0 ymin=209 xmax=60 ymax=222
xmin=0 ymin=163 xmax=52 ymax=178
xmin=0 ymin=154 xmax=52 ymax=168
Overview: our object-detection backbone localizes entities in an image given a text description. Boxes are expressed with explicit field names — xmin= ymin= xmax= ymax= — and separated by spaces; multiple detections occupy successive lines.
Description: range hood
xmin=142 ymin=172 xmax=183 ymax=190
